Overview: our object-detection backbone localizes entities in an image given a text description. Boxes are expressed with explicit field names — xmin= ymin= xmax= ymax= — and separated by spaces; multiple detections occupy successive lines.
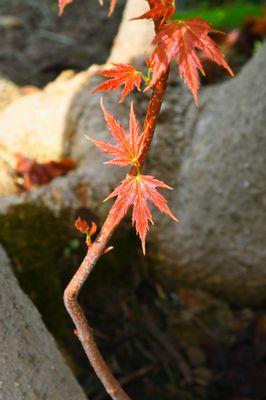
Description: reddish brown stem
xmin=64 ymin=5 xmax=170 ymax=400
xmin=64 ymin=213 xmax=131 ymax=400
xmin=139 ymin=68 xmax=169 ymax=168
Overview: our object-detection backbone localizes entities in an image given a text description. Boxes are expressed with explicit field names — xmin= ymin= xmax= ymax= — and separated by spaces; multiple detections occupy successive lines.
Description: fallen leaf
xmin=15 ymin=154 xmax=75 ymax=191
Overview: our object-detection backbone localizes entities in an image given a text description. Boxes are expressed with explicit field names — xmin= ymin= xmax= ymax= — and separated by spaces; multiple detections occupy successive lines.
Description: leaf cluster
xmin=58 ymin=0 xmax=233 ymax=253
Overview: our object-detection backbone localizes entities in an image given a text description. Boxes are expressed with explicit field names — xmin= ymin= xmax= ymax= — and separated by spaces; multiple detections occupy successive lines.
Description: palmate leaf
xmin=58 ymin=0 xmax=117 ymax=16
xmin=147 ymin=17 xmax=234 ymax=105
xmin=93 ymin=64 xmax=142 ymax=103
xmin=90 ymin=101 xmax=178 ymax=253
xmin=132 ymin=0 xmax=175 ymax=25
xmin=88 ymin=99 xmax=145 ymax=167
xmin=107 ymin=174 xmax=178 ymax=254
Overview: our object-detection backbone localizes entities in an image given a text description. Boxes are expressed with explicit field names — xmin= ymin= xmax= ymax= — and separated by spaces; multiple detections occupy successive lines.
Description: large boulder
xmin=0 ymin=245 xmax=87 ymax=400
xmin=152 ymin=43 xmax=266 ymax=305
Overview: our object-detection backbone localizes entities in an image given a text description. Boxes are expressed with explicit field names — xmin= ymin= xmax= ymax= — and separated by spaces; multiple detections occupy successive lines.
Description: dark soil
xmin=59 ymin=226 xmax=266 ymax=400
xmin=0 ymin=0 xmax=124 ymax=87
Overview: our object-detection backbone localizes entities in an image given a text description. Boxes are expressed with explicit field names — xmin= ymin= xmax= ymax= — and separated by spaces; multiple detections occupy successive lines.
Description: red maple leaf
xmin=132 ymin=0 xmax=175 ymax=25
xmin=89 ymin=99 xmax=144 ymax=167
xmin=58 ymin=0 xmax=117 ymax=16
xmin=106 ymin=174 xmax=177 ymax=254
xmin=93 ymin=64 xmax=142 ymax=103
xmin=147 ymin=17 xmax=234 ymax=105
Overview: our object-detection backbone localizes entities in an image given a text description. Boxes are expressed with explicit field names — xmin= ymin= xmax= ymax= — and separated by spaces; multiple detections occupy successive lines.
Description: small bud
xmin=75 ymin=217 xmax=98 ymax=247
xmin=75 ymin=217 xmax=89 ymax=234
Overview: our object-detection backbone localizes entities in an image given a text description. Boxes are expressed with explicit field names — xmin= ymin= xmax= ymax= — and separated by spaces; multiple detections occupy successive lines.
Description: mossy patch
xmin=0 ymin=203 xmax=72 ymax=338
xmin=0 ymin=204 xmax=143 ymax=339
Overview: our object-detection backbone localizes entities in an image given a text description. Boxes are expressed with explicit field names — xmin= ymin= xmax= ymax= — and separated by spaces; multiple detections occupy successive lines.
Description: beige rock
xmin=109 ymin=0 xmax=153 ymax=64
xmin=0 ymin=78 xmax=20 ymax=111
xmin=0 ymin=70 xmax=92 ymax=163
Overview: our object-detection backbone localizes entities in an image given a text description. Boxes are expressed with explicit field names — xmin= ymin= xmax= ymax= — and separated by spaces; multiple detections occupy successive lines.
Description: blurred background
xmin=0 ymin=1 xmax=265 ymax=399
xmin=0 ymin=0 xmax=265 ymax=86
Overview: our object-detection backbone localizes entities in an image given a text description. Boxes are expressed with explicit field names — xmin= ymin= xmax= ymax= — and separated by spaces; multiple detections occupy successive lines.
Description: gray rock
xmin=153 ymin=43 xmax=266 ymax=304
xmin=0 ymin=245 xmax=87 ymax=400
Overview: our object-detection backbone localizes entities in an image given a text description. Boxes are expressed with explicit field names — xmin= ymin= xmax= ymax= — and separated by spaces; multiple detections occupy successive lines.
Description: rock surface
xmin=0 ymin=0 xmax=123 ymax=86
xmin=108 ymin=0 xmax=153 ymax=64
xmin=0 ymin=245 xmax=87 ymax=400
xmin=0 ymin=78 xmax=20 ymax=111
xmin=0 ymin=70 xmax=92 ymax=164
xmin=153 ymin=43 xmax=266 ymax=304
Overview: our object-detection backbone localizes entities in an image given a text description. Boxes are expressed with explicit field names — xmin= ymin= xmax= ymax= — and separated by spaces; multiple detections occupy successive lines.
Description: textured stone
xmin=0 ymin=70 xmax=92 ymax=164
xmin=153 ymin=43 xmax=266 ymax=304
xmin=0 ymin=245 xmax=87 ymax=400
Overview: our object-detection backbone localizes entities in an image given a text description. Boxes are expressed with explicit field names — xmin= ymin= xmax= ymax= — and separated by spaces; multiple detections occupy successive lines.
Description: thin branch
xmin=94 ymin=364 xmax=155 ymax=400
xmin=64 ymin=214 xmax=131 ymax=400
xmin=63 ymin=3 xmax=171 ymax=400
xmin=138 ymin=68 xmax=169 ymax=168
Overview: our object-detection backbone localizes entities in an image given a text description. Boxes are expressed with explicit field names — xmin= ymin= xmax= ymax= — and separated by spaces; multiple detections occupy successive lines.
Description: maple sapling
xmin=60 ymin=1 xmax=233 ymax=399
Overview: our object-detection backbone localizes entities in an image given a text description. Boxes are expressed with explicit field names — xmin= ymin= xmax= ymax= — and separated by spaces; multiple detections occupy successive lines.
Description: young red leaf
xmin=93 ymin=64 xmax=142 ymax=103
xmin=147 ymin=17 xmax=234 ymax=105
xmin=132 ymin=0 xmax=175 ymax=25
xmin=106 ymin=174 xmax=178 ymax=254
xmin=89 ymin=99 xmax=144 ymax=168
xmin=75 ymin=217 xmax=97 ymax=235
xmin=59 ymin=0 xmax=117 ymax=16
xmin=75 ymin=217 xmax=97 ymax=246
xmin=75 ymin=217 xmax=89 ymax=234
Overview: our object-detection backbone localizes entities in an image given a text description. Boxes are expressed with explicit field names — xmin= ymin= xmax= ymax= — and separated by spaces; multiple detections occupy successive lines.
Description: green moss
xmin=0 ymin=203 xmax=71 ymax=338
xmin=0 ymin=204 xmax=145 ymax=339
xmin=175 ymin=1 xmax=263 ymax=30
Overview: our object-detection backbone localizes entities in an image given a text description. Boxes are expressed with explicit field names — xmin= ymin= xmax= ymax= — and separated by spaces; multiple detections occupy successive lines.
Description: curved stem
xmin=64 ymin=4 xmax=170 ymax=400
xmin=64 ymin=213 xmax=131 ymax=400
